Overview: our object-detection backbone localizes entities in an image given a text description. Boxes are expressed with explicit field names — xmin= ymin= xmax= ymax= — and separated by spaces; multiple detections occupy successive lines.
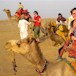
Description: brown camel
xmin=5 ymin=38 xmax=76 ymax=76
xmin=3 ymin=9 xmax=19 ymax=21
xmin=41 ymin=25 xmax=65 ymax=46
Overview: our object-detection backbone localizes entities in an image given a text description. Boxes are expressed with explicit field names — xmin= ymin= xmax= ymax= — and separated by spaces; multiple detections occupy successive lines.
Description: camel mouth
xmin=5 ymin=42 xmax=11 ymax=49
xmin=3 ymin=9 xmax=5 ymax=11
xmin=36 ymin=60 xmax=47 ymax=73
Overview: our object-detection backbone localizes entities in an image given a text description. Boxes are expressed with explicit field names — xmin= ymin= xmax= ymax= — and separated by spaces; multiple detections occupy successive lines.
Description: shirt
xmin=57 ymin=16 xmax=66 ymax=22
xmin=68 ymin=16 xmax=74 ymax=29
xmin=18 ymin=19 xmax=29 ymax=32
xmin=34 ymin=15 xmax=41 ymax=26
xmin=18 ymin=4 xmax=24 ymax=9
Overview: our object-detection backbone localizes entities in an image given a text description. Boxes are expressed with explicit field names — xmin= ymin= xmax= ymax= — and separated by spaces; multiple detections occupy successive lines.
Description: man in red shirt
xmin=33 ymin=11 xmax=41 ymax=42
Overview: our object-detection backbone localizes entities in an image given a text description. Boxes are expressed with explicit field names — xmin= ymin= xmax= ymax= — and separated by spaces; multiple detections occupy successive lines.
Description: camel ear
xmin=27 ymin=37 xmax=34 ymax=44
xmin=5 ymin=42 xmax=12 ymax=49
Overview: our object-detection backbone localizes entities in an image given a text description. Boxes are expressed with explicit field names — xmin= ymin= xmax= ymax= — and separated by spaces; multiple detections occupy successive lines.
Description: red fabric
xmin=68 ymin=49 xmax=76 ymax=58
xmin=25 ymin=14 xmax=30 ymax=19
xmin=64 ymin=40 xmax=70 ymax=47
xmin=24 ymin=9 xmax=28 ymax=14
xmin=15 ymin=12 xmax=21 ymax=18
xmin=72 ymin=40 xmax=76 ymax=45
xmin=68 ymin=41 xmax=76 ymax=58
xmin=71 ymin=61 xmax=76 ymax=71
xmin=59 ymin=40 xmax=70 ymax=57
xmin=71 ymin=40 xmax=76 ymax=50
xmin=34 ymin=16 xmax=41 ymax=26
xmin=17 ymin=9 xmax=23 ymax=15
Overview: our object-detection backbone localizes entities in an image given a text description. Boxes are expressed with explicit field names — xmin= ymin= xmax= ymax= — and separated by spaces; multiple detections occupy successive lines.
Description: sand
xmin=0 ymin=20 xmax=67 ymax=76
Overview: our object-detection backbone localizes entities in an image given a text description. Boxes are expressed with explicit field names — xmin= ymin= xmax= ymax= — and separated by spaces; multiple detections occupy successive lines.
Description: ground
xmin=0 ymin=20 xmax=72 ymax=76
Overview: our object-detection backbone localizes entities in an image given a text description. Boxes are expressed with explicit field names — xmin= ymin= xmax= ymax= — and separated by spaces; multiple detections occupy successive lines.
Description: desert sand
xmin=0 ymin=20 xmax=74 ymax=76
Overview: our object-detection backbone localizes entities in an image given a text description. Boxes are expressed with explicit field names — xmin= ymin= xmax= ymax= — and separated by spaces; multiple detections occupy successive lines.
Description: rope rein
xmin=12 ymin=58 xmax=17 ymax=75
xmin=10 ymin=51 xmax=17 ymax=75
xmin=36 ymin=60 xmax=47 ymax=76
xmin=61 ymin=58 xmax=76 ymax=72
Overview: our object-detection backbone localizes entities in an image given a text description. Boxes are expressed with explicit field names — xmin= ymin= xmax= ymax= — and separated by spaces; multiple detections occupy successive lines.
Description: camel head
xmin=5 ymin=39 xmax=75 ymax=76
xmin=3 ymin=9 xmax=13 ymax=19
xmin=5 ymin=39 xmax=30 ymax=54
xmin=5 ymin=39 xmax=47 ymax=73
xmin=3 ymin=9 xmax=10 ymax=13
xmin=3 ymin=9 xmax=20 ymax=21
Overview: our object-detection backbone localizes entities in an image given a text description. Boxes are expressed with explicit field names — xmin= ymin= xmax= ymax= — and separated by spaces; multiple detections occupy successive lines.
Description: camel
xmin=43 ymin=22 xmax=69 ymax=42
xmin=48 ymin=29 xmax=65 ymax=46
xmin=3 ymin=9 xmax=32 ymax=22
xmin=55 ymin=24 xmax=69 ymax=41
xmin=41 ymin=25 xmax=65 ymax=46
xmin=3 ymin=9 xmax=19 ymax=21
xmin=5 ymin=38 xmax=76 ymax=76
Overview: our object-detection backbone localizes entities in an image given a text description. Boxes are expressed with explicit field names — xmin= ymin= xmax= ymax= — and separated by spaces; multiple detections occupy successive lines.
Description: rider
xmin=33 ymin=11 xmax=41 ymax=42
xmin=17 ymin=2 xmax=24 ymax=14
xmin=59 ymin=7 xmax=76 ymax=58
xmin=68 ymin=7 xmax=76 ymax=58
xmin=68 ymin=15 xmax=74 ymax=30
xmin=18 ymin=2 xmax=24 ymax=10
xmin=16 ymin=2 xmax=24 ymax=18
xmin=56 ymin=13 xmax=68 ymax=41
xmin=56 ymin=13 xmax=67 ymax=27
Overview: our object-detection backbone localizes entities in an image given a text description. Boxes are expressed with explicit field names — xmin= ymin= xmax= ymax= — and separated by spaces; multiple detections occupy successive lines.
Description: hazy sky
xmin=0 ymin=0 xmax=76 ymax=20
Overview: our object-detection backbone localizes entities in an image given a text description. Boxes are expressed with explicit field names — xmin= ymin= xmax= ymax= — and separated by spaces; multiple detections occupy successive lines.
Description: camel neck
xmin=5 ymin=11 xmax=11 ymax=19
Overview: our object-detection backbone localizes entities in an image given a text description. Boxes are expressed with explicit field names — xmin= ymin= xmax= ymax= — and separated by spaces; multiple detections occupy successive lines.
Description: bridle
xmin=62 ymin=58 xmax=76 ymax=72
xmin=10 ymin=50 xmax=17 ymax=75
xmin=36 ymin=60 xmax=47 ymax=76
xmin=9 ymin=39 xmax=48 ymax=75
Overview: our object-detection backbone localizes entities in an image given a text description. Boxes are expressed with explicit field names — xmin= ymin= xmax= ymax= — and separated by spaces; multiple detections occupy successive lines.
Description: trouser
xmin=34 ymin=26 xmax=40 ymax=38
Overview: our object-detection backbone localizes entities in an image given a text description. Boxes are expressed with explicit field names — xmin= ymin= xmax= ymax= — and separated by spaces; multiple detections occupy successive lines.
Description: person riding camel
xmin=59 ymin=7 xmax=76 ymax=58
xmin=68 ymin=15 xmax=74 ymax=30
xmin=56 ymin=13 xmax=68 ymax=41
xmin=15 ymin=2 xmax=24 ymax=19
xmin=18 ymin=2 xmax=24 ymax=10
xmin=18 ymin=2 xmax=24 ymax=14
xmin=56 ymin=13 xmax=67 ymax=26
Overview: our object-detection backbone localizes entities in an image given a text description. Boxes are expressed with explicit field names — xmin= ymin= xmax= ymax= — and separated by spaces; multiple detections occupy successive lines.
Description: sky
xmin=0 ymin=0 xmax=76 ymax=20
